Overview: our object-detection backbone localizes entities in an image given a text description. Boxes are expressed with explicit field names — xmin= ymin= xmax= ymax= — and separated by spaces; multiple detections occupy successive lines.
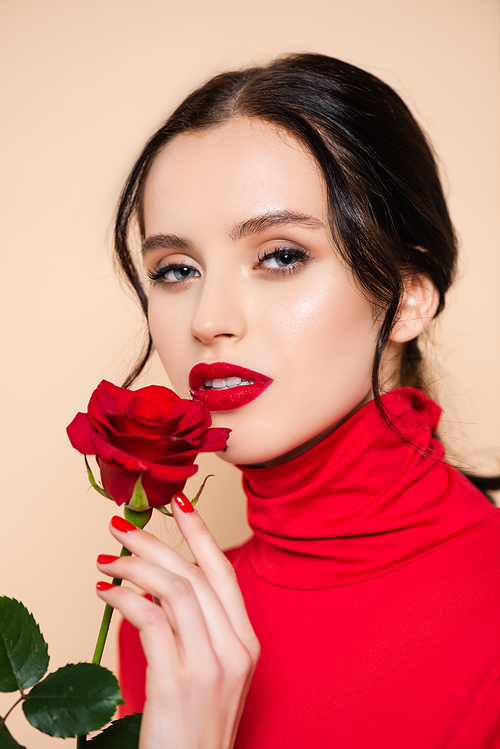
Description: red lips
xmin=189 ymin=362 xmax=273 ymax=411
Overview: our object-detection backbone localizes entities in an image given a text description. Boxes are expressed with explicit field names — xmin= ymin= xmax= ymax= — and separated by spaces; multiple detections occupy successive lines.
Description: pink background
xmin=1 ymin=0 xmax=498 ymax=744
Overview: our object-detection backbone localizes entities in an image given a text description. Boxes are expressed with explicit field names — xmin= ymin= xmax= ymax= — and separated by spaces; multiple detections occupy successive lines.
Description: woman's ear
xmin=389 ymin=273 xmax=439 ymax=343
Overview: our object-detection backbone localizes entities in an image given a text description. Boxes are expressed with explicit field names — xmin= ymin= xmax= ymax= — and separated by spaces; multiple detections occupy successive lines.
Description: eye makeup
xmin=256 ymin=246 xmax=311 ymax=274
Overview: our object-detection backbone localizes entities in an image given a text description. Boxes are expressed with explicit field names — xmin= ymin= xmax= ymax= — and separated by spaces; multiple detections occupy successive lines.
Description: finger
xmin=96 ymin=583 xmax=179 ymax=685
xmin=108 ymin=515 xmax=198 ymax=578
xmin=97 ymin=555 xmax=218 ymax=665
xmin=98 ymin=543 xmax=244 ymax=665
xmin=106 ymin=517 xmax=256 ymax=657
xmin=171 ymin=495 xmax=258 ymax=650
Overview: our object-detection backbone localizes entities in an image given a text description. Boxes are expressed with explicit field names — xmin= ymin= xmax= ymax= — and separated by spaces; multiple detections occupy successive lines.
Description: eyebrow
xmin=141 ymin=210 xmax=325 ymax=255
xmin=141 ymin=234 xmax=193 ymax=255
xmin=229 ymin=210 xmax=324 ymax=240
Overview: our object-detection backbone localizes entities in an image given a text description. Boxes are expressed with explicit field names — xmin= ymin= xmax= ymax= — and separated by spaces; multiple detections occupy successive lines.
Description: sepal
xmin=154 ymin=473 xmax=213 ymax=517
xmin=123 ymin=505 xmax=152 ymax=530
xmin=155 ymin=504 xmax=174 ymax=517
xmin=85 ymin=456 xmax=112 ymax=500
xmin=191 ymin=474 xmax=213 ymax=508
xmin=126 ymin=474 xmax=150 ymax=513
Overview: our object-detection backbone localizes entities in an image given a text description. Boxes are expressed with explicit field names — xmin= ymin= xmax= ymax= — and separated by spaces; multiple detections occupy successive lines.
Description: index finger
xmin=171 ymin=493 xmax=257 ymax=650
xmin=108 ymin=508 xmax=257 ymax=654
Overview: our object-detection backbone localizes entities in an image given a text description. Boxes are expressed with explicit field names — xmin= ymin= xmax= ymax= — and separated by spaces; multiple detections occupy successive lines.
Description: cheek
xmin=273 ymin=292 xmax=324 ymax=348
xmin=148 ymin=299 xmax=191 ymax=394
xmin=267 ymin=280 xmax=376 ymax=370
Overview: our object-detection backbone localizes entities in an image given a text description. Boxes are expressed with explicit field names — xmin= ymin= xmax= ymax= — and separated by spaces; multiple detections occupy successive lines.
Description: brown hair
xmin=115 ymin=54 xmax=456 ymax=402
xmin=113 ymin=53 xmax=500 ymax=495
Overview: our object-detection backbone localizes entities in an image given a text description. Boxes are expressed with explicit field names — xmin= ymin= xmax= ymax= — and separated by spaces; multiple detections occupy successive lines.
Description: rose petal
xmin=92 ymin=433 xmax=198 ymax=480
xmin=66 ymin=412 xmax=99 ymax=455
xmin=108 ymin=416 xmax=176 ymax=441
xmin=87 ymin=384 xmax=121 ymax=435
xmin=109 ymin=433 xmax=207 ymax=461
xmin=141 ymin=472 xmax=194 ymax=507
xmin=98 ymin=460 xmax=138 ymax=506
xmin=124 ymin=386 xmax=186 ymax=421
xmin=145 ymin=460 xmax=198 ymax=482
xmin=197 ymin=427 xmax=232 ymax=453
xmin=67 ymin=380 xmax=230 ymax=509
xmin=98 ymin=458 xmax=198 ymax=507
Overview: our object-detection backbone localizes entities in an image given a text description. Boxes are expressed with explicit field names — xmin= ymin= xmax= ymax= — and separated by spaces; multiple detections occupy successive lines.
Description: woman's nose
xmin=190 ymin=275 xmax=247 ymax=345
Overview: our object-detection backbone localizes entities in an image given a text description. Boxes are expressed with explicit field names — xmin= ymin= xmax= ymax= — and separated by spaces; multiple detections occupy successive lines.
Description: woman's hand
xmin=95 ymin=493 xmax=260 ymax=749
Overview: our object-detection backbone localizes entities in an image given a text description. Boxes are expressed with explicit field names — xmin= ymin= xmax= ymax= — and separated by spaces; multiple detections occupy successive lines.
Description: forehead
xmin=141 ymin=117 xmax=329 ymax=234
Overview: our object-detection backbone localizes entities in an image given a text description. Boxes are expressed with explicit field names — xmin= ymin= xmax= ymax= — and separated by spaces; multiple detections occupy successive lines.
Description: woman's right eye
xmin=147 ymin=264 xmax=200 ymax=284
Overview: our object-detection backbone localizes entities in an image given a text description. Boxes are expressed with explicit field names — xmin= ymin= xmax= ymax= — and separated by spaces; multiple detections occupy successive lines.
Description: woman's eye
xmin=148 ymin=264 xmax=200 ymax=284
xmin=258 ymin=248 xmax=309 ymax=271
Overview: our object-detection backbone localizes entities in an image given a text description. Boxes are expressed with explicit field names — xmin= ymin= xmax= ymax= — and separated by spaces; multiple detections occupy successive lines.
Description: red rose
xmin=67 ymin=380 xmax=230 ymax=507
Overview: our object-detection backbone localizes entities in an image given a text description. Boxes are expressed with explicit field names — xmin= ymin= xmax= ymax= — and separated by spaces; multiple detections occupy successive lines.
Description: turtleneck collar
xmin=237 ymin=388 xmax=497 ymax=590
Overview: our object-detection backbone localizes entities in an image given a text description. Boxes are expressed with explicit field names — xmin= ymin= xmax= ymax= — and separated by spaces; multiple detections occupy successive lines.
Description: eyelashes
xmin=147 ymin=264 xmax=199 ymax=284
xmin=257 ymin=247 xmax=310 ymax=273
xmin=147 ymin=246 xmax=311 ymax=287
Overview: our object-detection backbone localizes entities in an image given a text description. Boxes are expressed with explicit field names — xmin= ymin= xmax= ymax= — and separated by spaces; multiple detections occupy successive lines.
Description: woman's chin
xmin=214 ymin=445 xmax=267 ymax=467
xmin=212 ymin=406 xmax=364 ymax=468
xmin=213 ymin=439 xmax=284 ymax=468
xmin=213 ymin=433 xmax=316 ymax=469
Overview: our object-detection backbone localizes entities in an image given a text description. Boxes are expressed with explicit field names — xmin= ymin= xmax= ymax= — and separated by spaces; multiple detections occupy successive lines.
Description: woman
xmin=95 ymin=54 xmax=500 ymax=748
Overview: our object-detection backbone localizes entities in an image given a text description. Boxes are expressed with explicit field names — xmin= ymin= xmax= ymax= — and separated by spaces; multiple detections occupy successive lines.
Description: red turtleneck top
xmin=119 ymin=389 xmax=500 ymax=748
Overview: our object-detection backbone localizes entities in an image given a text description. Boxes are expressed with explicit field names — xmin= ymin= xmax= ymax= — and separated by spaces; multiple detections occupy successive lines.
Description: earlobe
xmin=389 ymin=273 xmax=439 ymax=343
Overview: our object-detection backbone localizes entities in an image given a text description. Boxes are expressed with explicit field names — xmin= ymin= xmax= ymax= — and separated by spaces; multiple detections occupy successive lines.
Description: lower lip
xmin=193 ymin=381 xmax=272 ymax=411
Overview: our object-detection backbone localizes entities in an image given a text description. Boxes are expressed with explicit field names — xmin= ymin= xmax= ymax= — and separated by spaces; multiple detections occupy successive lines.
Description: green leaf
xmin=23 ymin=663 xmax=124 ymax=738
xmin=0 ymin=721 xmax=27 ymax=749
xmin=88 ymin=712 xmax=142 ymax=747
xmin=85 ymin=456 xmax=113 ymax=500
xmin=0 ymin=597 xmax=49 ymax=692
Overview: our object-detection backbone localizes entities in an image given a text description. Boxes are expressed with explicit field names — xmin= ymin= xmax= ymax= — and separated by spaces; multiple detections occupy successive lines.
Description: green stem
xmin=91 ymin=506 xmax=152 ymax=666
xmin=76 ymin=546 xmax=131 ymax=748
xmin=91 ymin=545 xmax=132 ymax=666
xmin=1 ymin=694 xmax=24 ymax=724
xmin=76 ymin=506 xmax=152 ymax=747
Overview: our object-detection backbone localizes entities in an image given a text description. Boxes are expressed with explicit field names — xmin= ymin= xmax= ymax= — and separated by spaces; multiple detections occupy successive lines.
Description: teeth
xmin=202 ymin=377 xmax=253 ymax=390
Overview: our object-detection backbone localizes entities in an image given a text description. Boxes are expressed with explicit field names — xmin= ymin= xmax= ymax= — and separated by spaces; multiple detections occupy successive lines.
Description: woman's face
xmin=142 ymin=118 xmax=380 ymax=465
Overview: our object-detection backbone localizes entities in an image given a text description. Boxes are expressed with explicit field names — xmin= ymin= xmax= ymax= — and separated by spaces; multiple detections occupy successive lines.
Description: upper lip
xmin=189 ymin=362 xmax=272 ymax=391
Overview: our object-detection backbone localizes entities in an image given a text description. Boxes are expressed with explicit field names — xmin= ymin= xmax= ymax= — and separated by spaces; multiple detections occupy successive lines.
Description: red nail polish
xmin=174 ymin=492 xmax=194 ymax=513
xmin=111 ymin=515 xmax=137 ymax=533
xmin=97 ymin=554 xmax=119 ymax=565
xmin=96 ymin=581 xmax=115 ymax=591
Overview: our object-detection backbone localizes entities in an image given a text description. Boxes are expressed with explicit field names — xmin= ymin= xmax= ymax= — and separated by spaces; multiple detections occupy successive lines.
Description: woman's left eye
xmin=258 ymin=247 xmax=309 ymax=271
xmin=147 ymin=263 xmax=200 ymax=285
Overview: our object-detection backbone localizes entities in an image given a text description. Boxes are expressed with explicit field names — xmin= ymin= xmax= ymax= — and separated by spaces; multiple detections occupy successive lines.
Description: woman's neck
xmin=242 ymin=389 xmax=374 ymax=469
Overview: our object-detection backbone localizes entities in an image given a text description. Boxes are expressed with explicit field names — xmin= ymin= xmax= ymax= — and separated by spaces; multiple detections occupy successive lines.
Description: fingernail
xmin=111 ymin=515 xmax=137 ymax=533
xmin=174 ymin=492 xmax=194 ymax=513
xmin=96 ymin=581 xmax=115 ymax=591
xmin=97 ymin=554 xmax=119 ymax=565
